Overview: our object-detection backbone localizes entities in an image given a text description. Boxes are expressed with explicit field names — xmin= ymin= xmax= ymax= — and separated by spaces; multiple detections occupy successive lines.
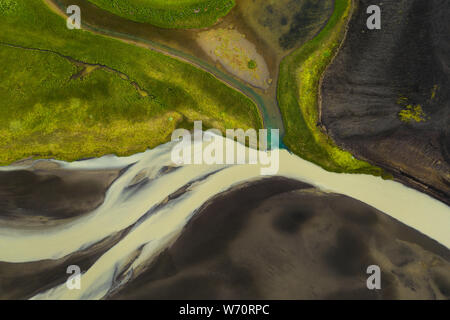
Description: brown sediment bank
xmin=109 ymin=177 xmax=450 ymax=300
xmin=197 ymin=27 xmax=271 ymax=89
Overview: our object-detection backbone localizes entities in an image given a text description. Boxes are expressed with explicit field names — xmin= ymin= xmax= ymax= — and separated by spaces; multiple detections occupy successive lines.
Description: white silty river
xmin=0 ymin=133 xmax=448 ymax=299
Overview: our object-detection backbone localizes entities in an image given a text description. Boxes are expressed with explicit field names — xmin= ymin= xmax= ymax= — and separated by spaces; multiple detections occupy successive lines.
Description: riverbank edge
xmin=277 ymin=0 xmax=389 ymax=179
xmin=0 ymin=0 xmax=264 ymax=166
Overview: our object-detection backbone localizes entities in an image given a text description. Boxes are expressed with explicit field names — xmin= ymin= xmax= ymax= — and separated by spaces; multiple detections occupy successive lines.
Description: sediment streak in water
xmin=0 ymin=134 xmax=448 ymax=299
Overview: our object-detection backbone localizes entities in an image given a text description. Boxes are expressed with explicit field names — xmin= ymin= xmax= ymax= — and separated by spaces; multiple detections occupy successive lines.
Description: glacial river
xmin=0 ymin=135 xmax=448 ymax=299
xmin=0 ymin=0 xmax=447 ymax=300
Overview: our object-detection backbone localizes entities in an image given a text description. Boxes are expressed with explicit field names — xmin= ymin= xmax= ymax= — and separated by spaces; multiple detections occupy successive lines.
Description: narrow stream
xmin=50 ymin=0 xmax=285 ymax=135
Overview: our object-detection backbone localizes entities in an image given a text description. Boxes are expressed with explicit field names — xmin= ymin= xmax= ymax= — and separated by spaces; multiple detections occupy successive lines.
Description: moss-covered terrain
xmin=0 ymin=0 xmax=262 ymax=165
xmin=87 ymin=0 xmax=235 ymax=29
xmin=398 ymin=105 xmax=428 ymax=123
xmin=277 ymin=0 xmax=386 ymax=177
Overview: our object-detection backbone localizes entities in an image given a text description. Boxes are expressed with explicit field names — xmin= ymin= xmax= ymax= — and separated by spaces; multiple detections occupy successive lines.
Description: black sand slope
xmin=321 ymin=0 xmax=450 ymax=204
xmin=0 ymin=164 xmax=120 ymax=227
xmin=0 ymin=228 xmax=127 ymax=300
xmin=110 ymin=178 xmax=450 ymax=300
xmin=0 ymin=164 xmax=126 ymax=299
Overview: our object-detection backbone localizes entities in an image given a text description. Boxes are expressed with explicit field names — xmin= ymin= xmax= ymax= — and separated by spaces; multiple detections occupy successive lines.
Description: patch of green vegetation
xmin=0 ymin=0 xmax=262 ymax=165
xmin=396 ymin=96 xmax=428 ymax=123
xmin=87 ymin=0 xmax=235 ymax=29
xmin=398 ymin=105 xmax=428 ymax=123
xmin=397 ymin=96 xmax=409 ymax=106
xmin=323 ymin=49 xmax=331 ymax=58
xmin=0 ymin=0 xmax=15 ymax=10
xmin=277 ymin=0 xmax=387 ymax=177
xmin=247 ymin=59 xmax=257 ymax=70
xmin=431 ymin=85 xmax=438 ymax=100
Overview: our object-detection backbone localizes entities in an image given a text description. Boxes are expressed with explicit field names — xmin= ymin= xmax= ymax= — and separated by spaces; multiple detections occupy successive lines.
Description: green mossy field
xmin=0 ymin=0 xmax=262 ymax=165
xmin=277 ymin=0 xmax=386 ymax=177
xmin=87 ymin=0 xmax=235 ymax=28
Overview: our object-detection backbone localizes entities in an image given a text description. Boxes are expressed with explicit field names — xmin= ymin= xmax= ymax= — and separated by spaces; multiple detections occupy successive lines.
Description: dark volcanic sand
xmin=0 ymin=164 xmax=120 ymax=227
xmin=109 ymin=177 xmax=450 ymax=300
xmin=321 ymin=0 xmax=450 ymax=204
xmin=0 ymin=164 xmax=125 ymax=299
xmin=0 ymin=227 xmax=129 ymax=300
